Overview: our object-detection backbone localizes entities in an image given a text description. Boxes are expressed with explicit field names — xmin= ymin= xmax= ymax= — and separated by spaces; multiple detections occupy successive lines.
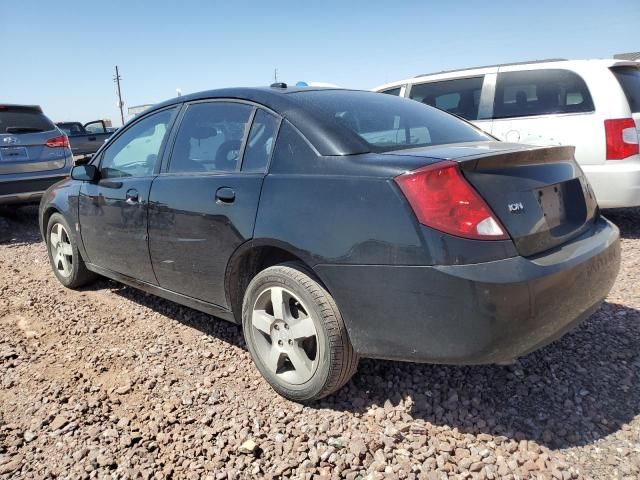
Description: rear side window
xmin=611 ymin=66 xmax=640 ymax=113
xmin=290 ymin=90 xmax=489 ymax=153
xmin=409 ymin=76 xmax=484 ymax=120
xmin=0 ymin=106 xmax=55 ymax=134
xmin=241 ymin=109 xmax=279 ymax=172
xmin=269 ymin=121 xmax=318 ymax=173
xmin=493 ymin=69 xmax=594 ymax=119
xmin=169 ymin=102 xmax=252 ymax=173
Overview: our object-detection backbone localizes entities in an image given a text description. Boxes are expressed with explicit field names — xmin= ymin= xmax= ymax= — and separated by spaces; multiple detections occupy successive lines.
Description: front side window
xmin=242 ymin=109 xmax=279 ymax=172
xmin=291 ymin=90 xmax=489 ymax=152
xmin=169 ymin=102 xmax=252 ymax=173
xmin=409 ymin=76 xmax=484 ymax=120
xmin=380 ymin=87 xmax=402 ymax=96
xmin=100 ymin=109 xmax=174 ymax=179
xmin=493 ymin=69 xmax=594 ymax=119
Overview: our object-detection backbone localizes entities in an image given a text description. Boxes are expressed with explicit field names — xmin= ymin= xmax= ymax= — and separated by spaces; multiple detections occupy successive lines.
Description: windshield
xmin=0 ymin=107 xmax=55 ymax=134
xmin=290 ymin=90 xmax=490 ymax=152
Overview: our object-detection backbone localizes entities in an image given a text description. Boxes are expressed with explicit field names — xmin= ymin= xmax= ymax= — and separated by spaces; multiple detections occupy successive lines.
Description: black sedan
xmin=39 ymin=86 xmax=620 ymax=401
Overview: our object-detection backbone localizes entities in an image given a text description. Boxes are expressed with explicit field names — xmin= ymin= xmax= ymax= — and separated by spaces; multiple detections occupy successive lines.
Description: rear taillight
xmin=394 ymin=161 xmax=508 ymax=241
xmin=45 ymin=135 xmax=70 ymax=148
xmin=605 ymin=118 xmax=639 ymax=160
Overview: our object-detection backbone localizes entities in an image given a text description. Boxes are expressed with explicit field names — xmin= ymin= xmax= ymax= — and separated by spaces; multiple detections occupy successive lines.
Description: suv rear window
xmin=0 ymin=106 xmax=55 ymax=134
xmin=493 ymin=69 xmax=594 ymax=119
xmin=611 ymin=66 xmax=640 ymax=113
xmin=290 ymin=90 xmax=489 ymax=152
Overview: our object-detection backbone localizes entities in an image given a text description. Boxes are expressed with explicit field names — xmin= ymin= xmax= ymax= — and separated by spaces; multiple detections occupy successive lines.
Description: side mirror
xmin=71 ymin=164 xmax=99 ymax=182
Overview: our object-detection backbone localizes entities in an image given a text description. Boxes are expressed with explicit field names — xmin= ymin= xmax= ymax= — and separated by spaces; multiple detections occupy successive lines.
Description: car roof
xmin=139 ymin=86 xmax=375 ymax=156
xmin=373 ymin=58 xmax=640 ymax=91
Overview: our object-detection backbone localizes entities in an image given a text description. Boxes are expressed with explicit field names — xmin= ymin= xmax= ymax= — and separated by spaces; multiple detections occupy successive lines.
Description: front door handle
xmin=125 ymin=188 xmax=140 ymax=205
xmin=88 ymin=136 xmax=97 ymax=141
xmin=215 ymin=187 xmax=235 ymax=204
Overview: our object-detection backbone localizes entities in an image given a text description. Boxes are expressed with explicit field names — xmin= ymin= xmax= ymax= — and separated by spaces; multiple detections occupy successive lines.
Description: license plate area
xmin=537 ymin=179 xmax=587 ymax=235
xmin=0 ymin=146 xmax=29 ymax=162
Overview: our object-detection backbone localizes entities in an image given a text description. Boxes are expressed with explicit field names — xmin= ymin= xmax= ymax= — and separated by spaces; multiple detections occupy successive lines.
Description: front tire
xmin=242 ymin=262 xmax=358 ymax=402
xmin=46 ymin=213 xmax=96 ymax=289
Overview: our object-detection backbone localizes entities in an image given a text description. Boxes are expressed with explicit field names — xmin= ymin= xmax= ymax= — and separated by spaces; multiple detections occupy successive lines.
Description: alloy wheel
xmin=251 ymin=286 xmax=319 ymax=385
xmin=49 ymin=223 xmax=73 ymax=278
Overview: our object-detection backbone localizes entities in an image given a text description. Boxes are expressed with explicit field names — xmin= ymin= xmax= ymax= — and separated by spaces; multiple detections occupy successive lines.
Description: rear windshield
xmin=0 ymin=107 xmax=55 ymax=134
xmin=290 ymin=90 xmax=490 ymax=152
xmin=612 ymin=66 xmax=640 ymax=113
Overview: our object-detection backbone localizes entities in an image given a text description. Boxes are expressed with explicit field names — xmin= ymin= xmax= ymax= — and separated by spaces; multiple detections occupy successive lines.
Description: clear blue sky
xmin=2 ymin=0 xmax=638 ymax=126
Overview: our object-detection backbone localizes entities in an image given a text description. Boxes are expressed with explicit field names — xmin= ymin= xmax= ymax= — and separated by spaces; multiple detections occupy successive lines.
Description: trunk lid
xmin=388 ymin=142 xmax=598 ymax=257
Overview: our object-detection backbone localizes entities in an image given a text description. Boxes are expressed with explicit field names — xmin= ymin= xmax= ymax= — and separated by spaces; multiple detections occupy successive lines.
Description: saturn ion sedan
xmin=39 ymin=86 xmax=620 ymax=401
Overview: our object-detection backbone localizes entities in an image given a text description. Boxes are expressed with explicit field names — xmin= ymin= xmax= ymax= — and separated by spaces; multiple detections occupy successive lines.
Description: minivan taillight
xmin=605 ymin=118 xmax=639 ymax=160
xmin=394 ymin=161 xmax=508 ymax=241
xmin=46 ymin=135 xmax=70 ymax=148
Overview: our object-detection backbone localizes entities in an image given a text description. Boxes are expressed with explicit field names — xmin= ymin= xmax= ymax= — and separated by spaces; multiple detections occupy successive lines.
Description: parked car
xmin=374 ymin=59 xmax=640 ymax=208
xmin=0 ymin=104 xmax=73 ymax=205
xmin=39 ymin=87 xmax=620 ymax=401
xmin=56 ymin=120 xmax=113 ymax=161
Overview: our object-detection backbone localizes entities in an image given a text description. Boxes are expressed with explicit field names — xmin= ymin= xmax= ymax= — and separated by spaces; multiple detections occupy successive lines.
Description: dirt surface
xmin=0 ymin=206 xmax=639 ymax=479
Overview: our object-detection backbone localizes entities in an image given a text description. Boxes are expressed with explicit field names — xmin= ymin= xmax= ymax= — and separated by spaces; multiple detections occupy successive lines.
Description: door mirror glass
xmin=71 ymin=164 xmax=99 ymax=181
xmin=84 ymin=121 xmax=107 ymax=134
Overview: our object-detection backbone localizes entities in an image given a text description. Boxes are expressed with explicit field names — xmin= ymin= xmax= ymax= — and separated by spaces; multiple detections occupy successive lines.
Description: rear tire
xmin=46 ymin=213 xmax=96 ymax=289
xmin=242 ymin=262 xmax=358 ymax=402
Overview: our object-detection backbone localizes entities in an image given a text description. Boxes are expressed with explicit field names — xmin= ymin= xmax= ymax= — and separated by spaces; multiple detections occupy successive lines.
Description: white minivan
xmin=374 ymin=59 xmax=640 ymax=208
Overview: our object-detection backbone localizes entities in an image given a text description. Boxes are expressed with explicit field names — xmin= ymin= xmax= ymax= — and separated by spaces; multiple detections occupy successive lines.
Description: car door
xmin=78 ymin=107 xmax=177 ymax=283
xmin=148 ymin=101 xmax=280 ymax=308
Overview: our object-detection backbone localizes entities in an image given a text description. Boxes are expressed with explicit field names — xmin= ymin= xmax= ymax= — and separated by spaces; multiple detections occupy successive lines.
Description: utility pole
xmin=113 ymin=65 xmax=125 ymax=126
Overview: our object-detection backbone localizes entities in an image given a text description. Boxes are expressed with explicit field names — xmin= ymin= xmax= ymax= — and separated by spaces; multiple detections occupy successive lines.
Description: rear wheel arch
xmin=225 ymin=241 xmax=319 ymax=323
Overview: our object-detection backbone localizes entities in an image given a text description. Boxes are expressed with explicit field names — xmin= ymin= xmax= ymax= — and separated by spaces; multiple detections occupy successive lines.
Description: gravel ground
xmin=0 ymin=206 xmax=638 ymax=479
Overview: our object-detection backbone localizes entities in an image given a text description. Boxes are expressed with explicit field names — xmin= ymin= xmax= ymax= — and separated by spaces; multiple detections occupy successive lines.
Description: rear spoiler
xmin=457 ymin=145 xmax=576 ymax=170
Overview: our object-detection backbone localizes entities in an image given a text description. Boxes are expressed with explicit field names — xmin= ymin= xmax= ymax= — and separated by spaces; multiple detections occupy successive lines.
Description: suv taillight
xmin=605 ymin=118 xmax=639 ymax=160
xmin=394 ymin=161 xmax=508 ymax=241
xmin=45 ymin=135 xmax=70 ymax=148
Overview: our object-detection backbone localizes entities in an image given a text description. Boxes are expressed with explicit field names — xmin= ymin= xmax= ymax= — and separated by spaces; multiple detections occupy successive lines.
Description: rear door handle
xmin=125 ymin=188 xmax=140 ymax=205
xmin=215 ymin=187 xmax=235 ymax=204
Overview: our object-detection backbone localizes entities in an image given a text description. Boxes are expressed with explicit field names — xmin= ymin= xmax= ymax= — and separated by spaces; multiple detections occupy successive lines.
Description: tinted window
xmin=270 ymin=121 xmax=318 ymax=174
xmin=0 ymin=107 xmax=55 ymax=134
xmin=100 ymin=109 xmax=174 ymax=179
xmin=409 ymin=77 xmax=484 ymax=120
xmin=493 ymin=69 xmax=594 ymax=119
xmin=242 ymin=109 xmax=279 ymax=172
xmin=612 ymin=66 xmax=640 ymax=113
xmin=57 ymin=123 xmax=83 ymax=135
xmin=290 ymin=90 xmax=489 ymax=152
xmin=169 ymin=102 xmax=252 ymax=173
xmin=380 ymin=87 xmax=401 ymax=96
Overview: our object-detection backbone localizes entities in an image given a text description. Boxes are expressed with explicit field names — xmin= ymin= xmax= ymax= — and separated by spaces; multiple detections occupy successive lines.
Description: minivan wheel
xmin=242 ymin=262 xmax=358 ymax=402
xmin=46 ymin=213 xmax=96 ymax=289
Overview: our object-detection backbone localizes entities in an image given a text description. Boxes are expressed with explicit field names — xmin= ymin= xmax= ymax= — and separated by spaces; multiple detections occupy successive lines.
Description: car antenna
xmin=270 ymin=82 xmax=287 ymax=89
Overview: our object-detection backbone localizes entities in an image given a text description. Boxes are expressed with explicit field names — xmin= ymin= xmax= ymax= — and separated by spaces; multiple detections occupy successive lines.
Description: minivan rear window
xmin=611 ymin=66 xmax=640 ymax=113
xmin=493 ymin=69 xmax=594 ymax=119
xmin=290 ymin=90 xmax=490 ymax=152
xmin=0 ymin=106 xmax=55 ymax=134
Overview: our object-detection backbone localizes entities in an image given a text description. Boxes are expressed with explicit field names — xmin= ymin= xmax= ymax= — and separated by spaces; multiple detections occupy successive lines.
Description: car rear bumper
xmin=0 ymin=173 xmax=69 ymax=205
xmin=581 ymin=157 xmax=640 ymax=208
xmin=314 ymin=216 xmax=620 ymax=364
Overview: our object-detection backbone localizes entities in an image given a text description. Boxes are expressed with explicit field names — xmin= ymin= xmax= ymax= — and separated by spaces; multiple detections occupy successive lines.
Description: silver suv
xmin=0 ymin=104 xmax=73 ymax=205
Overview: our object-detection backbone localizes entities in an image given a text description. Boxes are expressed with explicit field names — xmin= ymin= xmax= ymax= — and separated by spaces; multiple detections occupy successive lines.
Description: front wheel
xmin=46 ymin=213 xmax=96 ymax=289
xmin=242 ymin=262 xmax=358 ymax=402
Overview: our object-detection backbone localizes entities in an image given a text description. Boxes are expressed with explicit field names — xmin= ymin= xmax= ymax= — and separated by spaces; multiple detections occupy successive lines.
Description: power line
xmin=113 ymin=66 xmax=125 ymax=126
